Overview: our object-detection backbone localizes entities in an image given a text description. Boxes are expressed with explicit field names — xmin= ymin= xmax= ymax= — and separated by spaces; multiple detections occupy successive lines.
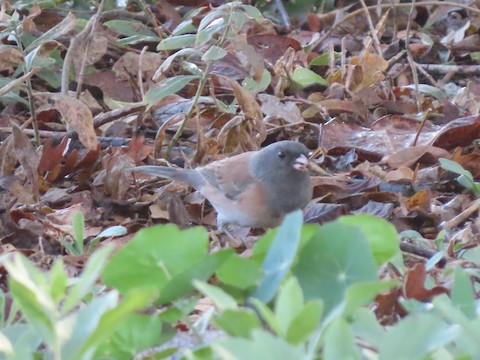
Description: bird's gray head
xmin=250 ymin=140 xmax=310 ymax=180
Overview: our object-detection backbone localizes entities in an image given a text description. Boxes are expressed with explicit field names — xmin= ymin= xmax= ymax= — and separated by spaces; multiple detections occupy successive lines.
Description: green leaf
xmin=247 ymin=298 xmax=282 ymax=336
xmin=323 ymin=318 xmax=361 ymax=359
xmin=0 ymin=330 xmax=14 ymax=355
xmin=308 ymin=53 xmax=330 ymax=67
xmin=1 ymin=324 xmax=42 ymax=359
xmin=216 ymin=255 xmax=261 ymax=290
xmin=439 ymin=158 xmax=480 ymax=196
xmin=439 ymin=158 xmax=471 ymax=176
xmin=292 ymin=67 xmax=328 ymax=88
xmin=196 ymin=21 xmax=224 ymax=46
xmin=25 ymin=13 xmax=76 ymax=53
xmin=88 ymin=226 xmax=127 ymax=252
xmin=95 ymin=313 xmax=167 ymax=359
xmin=48 ymin=259 xmax=68 ymax=304
xmin=293 ymin=222 xmax=378 ymax=313
xmin=214 ymin=309 xmax=261 ymax=338
xmin=201 ymin=45 xmax=228 ymax=61
xmin=212 ymin=329 xmax=306 ymax=360
xmin=144 ymin=75 xmax=199 ymax=108
xmin=343 ymin=280 xmax=397 ymax=316
xmin=378 ymin=312 xmax=460 ymax=359
xmin=72 ymin=211 xmax=85 ymax=251
xmin=5 ymin=254 xmax=55 ymax=343
xmin=243 ymin=70 xmax=271 ymax=94
xmin=351 ymin=308 xmax=386 ymax=346
xmin=157 ymin=249 xmax=231 ymax=304
xmin=65 ymin=288 xmax=157 ymax=359
xmin=194 ymin=281 xmax=238 ymax=311
xmin=62 ymin=245 xmax=114 ymax=314
xmin=253 ymin=210 xmax=304 ymax=303
xmin=403 ymin=84 xmax=446 ymax=101
xmin=337 ymin=215 xmax=399 ymax=265
xmin=102 ymin=225 xmax=208 ymax=293
xmin=274 ymin=277 xmax=303 ymax=336
xmin=286 ymin=300 xmax=323 ymax=344
xmin=157 ymin=34 xmax=196 ymax=50
xmin=452 ymin=268 xmax=476 ymax=318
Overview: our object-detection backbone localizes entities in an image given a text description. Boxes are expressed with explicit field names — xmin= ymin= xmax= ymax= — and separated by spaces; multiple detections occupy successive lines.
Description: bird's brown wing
xmin=197 ymin=152 xmax=256 ymax=200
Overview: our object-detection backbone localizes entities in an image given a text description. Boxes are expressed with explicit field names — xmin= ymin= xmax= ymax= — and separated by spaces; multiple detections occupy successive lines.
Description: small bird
xmin=134 ymin=140 xmax=313 ymax=229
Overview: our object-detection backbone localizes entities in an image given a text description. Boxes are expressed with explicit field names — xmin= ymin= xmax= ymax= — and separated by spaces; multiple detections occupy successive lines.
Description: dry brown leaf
xmin=10 ymin=121 xmax=40 ymax=201
xmin=403 ymin=263 xmax=449 ymax=302
xmin=46 ymin=93 xmax=98 ymax=151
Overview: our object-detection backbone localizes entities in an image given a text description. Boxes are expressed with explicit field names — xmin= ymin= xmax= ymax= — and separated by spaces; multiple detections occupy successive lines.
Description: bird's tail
xmin=132 ymin=166 xmax=201 ymax=187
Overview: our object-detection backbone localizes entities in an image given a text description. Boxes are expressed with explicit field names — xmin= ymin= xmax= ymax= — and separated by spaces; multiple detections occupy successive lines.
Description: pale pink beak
xmin=293 ymin=154 xmax=310 ymax=171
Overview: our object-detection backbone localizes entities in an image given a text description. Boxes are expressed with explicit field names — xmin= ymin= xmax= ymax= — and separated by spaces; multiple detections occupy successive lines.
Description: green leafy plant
xmin=0 ymin=246 xmax=166 ymax=359
xmin=3 ymin=212 xmax=480 ymax=359
xmin=63 ymin=212 xmax=127 ymax=255
xmin=439 ymin=158 xmax=480 ymax=197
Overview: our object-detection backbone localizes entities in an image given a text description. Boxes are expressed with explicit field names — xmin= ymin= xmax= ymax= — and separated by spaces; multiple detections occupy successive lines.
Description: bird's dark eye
xmin=277 ymin=151 xmax=286 ymax=159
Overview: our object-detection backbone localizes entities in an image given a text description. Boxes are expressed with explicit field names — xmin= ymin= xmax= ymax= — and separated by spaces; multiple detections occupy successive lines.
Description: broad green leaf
xmin=379 ymin=312 xmax=460 ymax=359
xmin=308 ymin=53 xmax=330 ymax=67
xmin=292 ymin=67 xmax=328 ymax=87
xmin=194 ymin=281 xmax=237 ymax=311
xmin=239 ymin=4 xmax=263 ymax=20
xmin=275 ymin=277 xmax=303 ymax=336
xmin=433 ymin=295 xmax=480 ymax=355
xmin=157 ymin=34 xmax=196 ymax=50
xmin=216 ymin=254 xmax=261 ymax=290
xmin=351 ymin=308 xmax=386 ymax=346
xmin=1 ymin=324 xmax=42 ymax=360
xmin=293 ymin=222 xmax=378 ymax=313
xmin=144 ymin=75 xmax=199 ymax=108
xmin=172 ymin=18 xmax=196 ymax=36
xmin=94 ymin=313 xmax=169 ymax=359
xmin=158 ymin=249 xmax=232 ymax=304
xmin=342 ymin=280 xmax=397 ymax=316
xmin=247 ymin=298 xmax=282 ymax=336
xmin=201 ymin=45 xmax=228 ymax=61
xmin=7 ymin=279 xmax=55 ymax=348
xmin=102 ymin=225 xmax=208 ymax=293
xmin=243 ymin=70 xmax=271 ymax=94
xmin=69 ymin=288 xmax=157 ymax=360
xmin=196 ymin=21 xmax=224 ymax=46
xmin=337 ymin=215 xmax=399 ymax=265
xmin=253 ymin=210 xmax=303 ymax=303
xmin=452 ymin=268 xmax=476 ymax=318
xmin=0 ymin=331 xmax=13 ymax=354
xmin=212 ymin=329 xmax=306 ymax=360
xmin=198 ymin=10 xmax=224 ymax=32
xmin=286 ymin=300 xmax=323 ymax=344
xmin=49 ymin=260 xmax=68 ymax=304
xmin=214 ymin=309 xmax=261 ymax=338
xmin=323 ymin=318 xmax=361 ymax=360
xmin=62 ymin=245 xmax=114 ymax=313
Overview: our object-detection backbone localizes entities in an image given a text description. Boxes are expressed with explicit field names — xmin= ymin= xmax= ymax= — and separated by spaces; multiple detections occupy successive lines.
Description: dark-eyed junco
xmin=134 ymin=141 xmax=313 ymax=229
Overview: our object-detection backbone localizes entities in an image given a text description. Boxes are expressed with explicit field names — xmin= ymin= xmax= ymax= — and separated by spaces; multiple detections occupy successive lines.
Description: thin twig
xmin=62 ymin=0 xmax=105 ymax=95
xmin=359 ymin=0 xmax=382 ymax=55
xmin=138 ymin=46 xmax=149 ymax=98
xmin=405 ymin=0 xmax=421 ymax=111
xmin=14 ymin=27 xmax=40 ymax=146
xmin=411 ymin=109 xmax=431 ymax=146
